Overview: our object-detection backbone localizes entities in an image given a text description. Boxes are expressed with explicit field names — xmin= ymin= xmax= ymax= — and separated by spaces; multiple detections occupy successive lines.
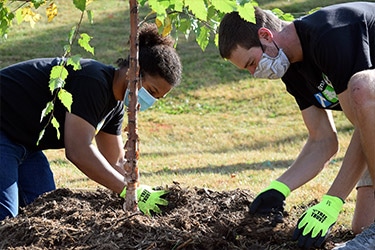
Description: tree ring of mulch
xmin=0 ymin=183 xmax=354 ymax=249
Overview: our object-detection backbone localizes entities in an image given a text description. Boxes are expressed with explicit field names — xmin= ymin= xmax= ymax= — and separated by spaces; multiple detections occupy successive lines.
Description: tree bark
xmin=123 ymin=0 xmax=140 ymax=213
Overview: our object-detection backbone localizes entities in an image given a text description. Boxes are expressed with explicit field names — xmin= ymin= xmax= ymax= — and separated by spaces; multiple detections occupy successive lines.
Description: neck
xmin=275 ymin=23 xmax=303 ymax=63
xmin=113 ymin=67 xmax=128 ymax=101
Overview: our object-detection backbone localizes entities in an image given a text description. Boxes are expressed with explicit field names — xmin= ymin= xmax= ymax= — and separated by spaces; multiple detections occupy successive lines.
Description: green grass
xmin=1 ymin=0 xmax=357 ymax=229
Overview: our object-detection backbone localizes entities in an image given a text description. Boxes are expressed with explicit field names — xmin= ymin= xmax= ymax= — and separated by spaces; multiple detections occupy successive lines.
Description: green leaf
xmin=177 ymin=18 xmax=192 ymax=39
xmin=148 ymin=0 xmax=167 ymax=17
xmin=73 ymin=0 xmax=86 ymax=12
xmin=40 ymin=101 xmax=54 ymax=122
xmin=196 ymin=25 xmax=210 ymax=51
xmin=87 ymin=10 xmax=94 ymax=24
xmin=68 ymin=26 xmax=76 ymax=45
xmin=31 ymin=0 xmax=45 ymax=9
xmin=51 ymin=116 xmax=61 ymax=140
xmin=78 ymin=33 xmax=94 ymax=55
xmin=139 ymin=0 xmax=148 ymax=6
xmin=36 ymin=129 xmax=45 ymax=146
xmin=214 ymin=33 xmax=219 ymax=47
xmin=49 ymin=66 xmax=68 ymax=93
xmin=0 ymin=4 xmax=14 ymax=39
xmin=171 ymin=0 xmax=183 ymax=12
xmin=238 ymin=3 xmax=255 ymax=23
xmin=67 ymin=55 xmax=82 ymax=70
xmin=308 ymin=7 xmax=321 ymax=15
xmin=58 ymin=89 xmax=73 ymax=113
xmin=211 ymin=0 xmax=237 ymax=14
xmin=185 ymin=0 xmax=207 ymax=21
xmin=49 ymin=78 xmax=65 ymax=93
xmin=15 ymin=9 xmax=23 ymax=24
xmin=50 ymin=65 xmax=68 ymax=80
xmin=64 ymin=44 xmax=71 ymax=55
xmin=271 ymin=8 xmax=295 ymax=21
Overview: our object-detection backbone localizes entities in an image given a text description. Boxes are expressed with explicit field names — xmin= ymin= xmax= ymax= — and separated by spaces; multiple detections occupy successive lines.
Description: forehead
xmin=228 ymin=46 xmax=257 ymax=69
xmin=143 ymin=73 xmax=172 ymax=97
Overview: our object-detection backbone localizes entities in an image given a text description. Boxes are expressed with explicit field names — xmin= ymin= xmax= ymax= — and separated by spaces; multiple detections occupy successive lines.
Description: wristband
xmin=264 ymin=180 xmax=291 ymax=198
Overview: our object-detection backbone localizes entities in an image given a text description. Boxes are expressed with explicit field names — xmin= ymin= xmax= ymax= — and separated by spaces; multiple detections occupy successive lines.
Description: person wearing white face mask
xmin=0 ymin=23 xmax=182 ymax=221
xmin=253 ymin=41 xmax=290 ymax=79
xmin=218 ymin=3 xmax=375 ymax=249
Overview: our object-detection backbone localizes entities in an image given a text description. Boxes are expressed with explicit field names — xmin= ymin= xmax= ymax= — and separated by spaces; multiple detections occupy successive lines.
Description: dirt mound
xmin=0 ymin=184 xmax=353 ymax=249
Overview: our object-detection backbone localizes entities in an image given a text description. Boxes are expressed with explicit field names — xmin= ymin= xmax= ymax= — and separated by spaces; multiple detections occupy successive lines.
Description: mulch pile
xmin=0 ymin=183 xmax=354 ymax=249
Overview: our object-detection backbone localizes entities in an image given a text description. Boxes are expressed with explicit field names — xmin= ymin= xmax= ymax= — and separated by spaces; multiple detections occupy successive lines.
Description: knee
xmin=348 ymin=70 xmax=375 ymax=107
xmin=352 ymin=221 xmax=366 ymax=235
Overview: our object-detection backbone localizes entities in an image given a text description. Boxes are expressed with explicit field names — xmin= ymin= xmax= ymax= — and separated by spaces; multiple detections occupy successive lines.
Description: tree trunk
xmin=123 ymin=0 xmax=140 ymax=213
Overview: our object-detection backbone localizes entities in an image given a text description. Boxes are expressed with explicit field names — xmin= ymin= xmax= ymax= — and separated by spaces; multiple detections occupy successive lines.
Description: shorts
xmin=357 ymin=168 xmax=373 ymax=188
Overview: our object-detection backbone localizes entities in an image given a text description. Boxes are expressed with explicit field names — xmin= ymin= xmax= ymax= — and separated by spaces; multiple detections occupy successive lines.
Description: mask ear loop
xmin=138 ymin=73 xmax=143 ymax=90
xmin=259 ymin=41 xmax=265 ymax=52
xmin=273 ymin=40 xmax=280 ymax=51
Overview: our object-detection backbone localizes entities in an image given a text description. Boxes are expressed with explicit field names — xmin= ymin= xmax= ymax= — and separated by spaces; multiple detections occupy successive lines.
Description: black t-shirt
xmin=282 ymin=1 xmax=375 ymax=111
xmin=0 ymin=58 xmax=124 ymax=150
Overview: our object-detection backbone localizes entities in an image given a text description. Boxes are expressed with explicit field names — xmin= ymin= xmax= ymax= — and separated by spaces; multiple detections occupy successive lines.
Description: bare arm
xmin=95 ymin=131 xmax=126 ymax=176
xmin=278 ymin=106 xmax=339 ymax=191
xmin=327 ymin=128 xmax=367 ymax=200
xmin=64 ymin=112 xmax=126 ymax=194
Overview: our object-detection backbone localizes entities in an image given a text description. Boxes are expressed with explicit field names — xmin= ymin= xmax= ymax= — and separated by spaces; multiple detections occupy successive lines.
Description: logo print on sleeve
xmin=314 ymin=73 xmax=339 ymax=108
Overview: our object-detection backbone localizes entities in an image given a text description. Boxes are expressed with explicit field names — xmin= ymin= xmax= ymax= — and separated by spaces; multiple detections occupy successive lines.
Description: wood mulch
xmin=0 ymin=183 xmax=354 ymax=249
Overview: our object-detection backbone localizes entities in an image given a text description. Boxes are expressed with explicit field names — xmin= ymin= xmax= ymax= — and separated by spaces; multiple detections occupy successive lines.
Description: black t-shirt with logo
xmin=0 ymin=58 xmax=124 ymax=150
xmin=282 ymin=1 xmax=375 ymax=111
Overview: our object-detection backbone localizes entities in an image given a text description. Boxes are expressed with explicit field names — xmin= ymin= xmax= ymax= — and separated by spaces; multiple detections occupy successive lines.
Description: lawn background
xmin=0 ymin=0 xmax=368 ymax=229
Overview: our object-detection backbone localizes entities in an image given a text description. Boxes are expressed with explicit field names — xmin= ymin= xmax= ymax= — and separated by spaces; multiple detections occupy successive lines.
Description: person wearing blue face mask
xmin=124 ymin=87 xmax=156 ymax=111
xmin=0 ymin=23 xmax=182 ymax=221
xmin=218 ymin=3 xmax=375 ymax=249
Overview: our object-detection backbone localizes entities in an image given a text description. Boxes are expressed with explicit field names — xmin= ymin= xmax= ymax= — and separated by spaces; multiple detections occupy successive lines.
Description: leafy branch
xmin=139 ymin=0 xmax=257 ymax=51
xmin=6 ymin=0 xmax=96 ymax=144
xmin=37 ymin=1 xmax=95 ymax=144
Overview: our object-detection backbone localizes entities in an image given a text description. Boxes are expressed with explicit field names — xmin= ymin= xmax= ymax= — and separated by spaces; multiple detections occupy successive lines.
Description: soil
xmin=0 ymin=183 xmax=354 ymax=250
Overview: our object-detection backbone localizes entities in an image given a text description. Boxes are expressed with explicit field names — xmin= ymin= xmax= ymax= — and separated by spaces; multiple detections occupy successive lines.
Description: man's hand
xmin=249 ymin=189 xmax=285 ymax=214
xmin=249 ymin=180 xmax=290 ymax=224
xmin=120 ymin=185 xmax=169 ymax=216
xmin=292 ymin=195 xmax=344 ymax=248
xmin=249 ymin=180 xmax=290 ymax=214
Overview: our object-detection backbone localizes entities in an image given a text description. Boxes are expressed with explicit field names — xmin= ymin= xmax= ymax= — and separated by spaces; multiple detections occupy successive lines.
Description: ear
xmin=258 ymin=27 xmax=274 ymax=42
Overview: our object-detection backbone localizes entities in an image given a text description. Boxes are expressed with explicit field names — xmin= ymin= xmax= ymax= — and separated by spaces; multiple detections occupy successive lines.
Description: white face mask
xmin=253 ymin=47 xmax=290 ymax=79
xmin=123 ymin=87 xmax=156 ymax=111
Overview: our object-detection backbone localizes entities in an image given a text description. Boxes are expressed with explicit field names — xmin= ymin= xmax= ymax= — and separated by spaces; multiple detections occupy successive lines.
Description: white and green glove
xmin=292 ymin=194 xmax=344 ymax=248
xmin=120 ymin=185 xmax=169 ymax=216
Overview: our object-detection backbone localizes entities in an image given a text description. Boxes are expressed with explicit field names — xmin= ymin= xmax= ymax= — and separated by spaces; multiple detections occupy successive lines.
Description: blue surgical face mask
xmin=123 ymin=87 xmax=156 ymax=111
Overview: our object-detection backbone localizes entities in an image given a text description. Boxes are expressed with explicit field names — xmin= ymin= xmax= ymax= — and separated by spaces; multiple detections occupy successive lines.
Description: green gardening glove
xmin=249 ymin=180 xmax=290 ymax=225
xmin=292 ymin=194 xmax=344 ymax=248
xmin=120 ymin=185 xmax=169 ymax=216
xmin=249 ymin=180 xmax=291 ymax=214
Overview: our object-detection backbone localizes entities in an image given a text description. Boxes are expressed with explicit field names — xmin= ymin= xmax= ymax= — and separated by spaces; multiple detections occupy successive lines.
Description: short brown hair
xmin=218 ymin=7 xmax=285 ymax=59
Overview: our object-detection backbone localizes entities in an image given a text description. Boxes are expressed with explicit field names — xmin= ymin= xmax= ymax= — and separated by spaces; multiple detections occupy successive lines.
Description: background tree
xmin=0 ymin=0 xmax=294 ymax=212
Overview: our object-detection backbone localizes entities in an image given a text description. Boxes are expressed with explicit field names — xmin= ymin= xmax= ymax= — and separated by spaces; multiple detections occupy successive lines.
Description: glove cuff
xmin=266 ymin=180 xmax=291 ymax=198
xmin=322 ymin=194 xmax=344 ymax=211
xmin=119 ymin=186 xmax=127 ymax=198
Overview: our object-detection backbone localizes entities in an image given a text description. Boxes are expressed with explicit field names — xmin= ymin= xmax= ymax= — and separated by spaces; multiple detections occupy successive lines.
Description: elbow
xmin=65 ymin=147 xmax=81 ymax=165
xmin=328 ymin=133 xmax=340 ymax=157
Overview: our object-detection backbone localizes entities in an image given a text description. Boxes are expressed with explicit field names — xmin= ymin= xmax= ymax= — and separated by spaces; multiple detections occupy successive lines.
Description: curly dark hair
xmin=117 ymin=23 xmax=182 ymax=87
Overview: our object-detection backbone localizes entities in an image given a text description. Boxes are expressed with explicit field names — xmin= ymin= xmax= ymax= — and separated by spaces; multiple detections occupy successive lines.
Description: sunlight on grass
xmin=2 ymin=0 xmax=357 ymax=230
